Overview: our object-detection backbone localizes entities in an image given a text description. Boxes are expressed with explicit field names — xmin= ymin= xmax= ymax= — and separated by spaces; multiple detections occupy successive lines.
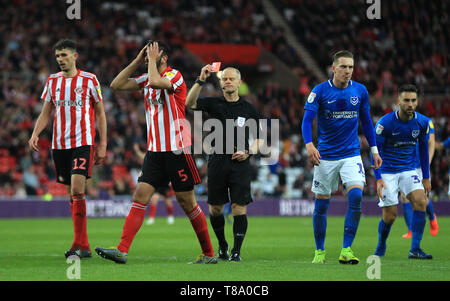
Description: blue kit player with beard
xmin=373 ymin=84 xmax=432 ymax=259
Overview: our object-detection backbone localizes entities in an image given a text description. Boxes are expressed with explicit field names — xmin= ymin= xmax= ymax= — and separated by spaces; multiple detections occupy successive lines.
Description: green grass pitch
xmin=0 ymin=216 xmax=449 ymax=281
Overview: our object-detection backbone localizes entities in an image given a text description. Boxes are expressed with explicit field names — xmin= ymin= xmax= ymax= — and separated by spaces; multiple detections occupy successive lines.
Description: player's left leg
xmin=339 ymin=156 xmax=366 ymax=264
xmin=69 ymin=174 xmax=90 ymax=258
xmin=67 ymin=146 xmax=94 ymax=258
xmin=209 ymin=204 xmax=228 ymax=260
xmin=375 ymin=205 xmax=397 ymax=257
xmin=176 ymin=190 xmax=216 ymax=264
xmin=413 ymin=168 xmax=438 ymax=236
xmin=407 ymin=189 xmax=432 ymax=259
xmin=229 ymin=204 xmax=248 ymax=262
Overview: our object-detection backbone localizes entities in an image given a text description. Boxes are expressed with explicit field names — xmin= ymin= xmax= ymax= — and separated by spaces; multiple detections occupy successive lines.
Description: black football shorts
xmin=138 ymin=149 xmax=201 ymax=192
xmin=52 ymin=145 xmax=94 ymax=185
xmin=207 ymin=154 xmax=253 ymax=206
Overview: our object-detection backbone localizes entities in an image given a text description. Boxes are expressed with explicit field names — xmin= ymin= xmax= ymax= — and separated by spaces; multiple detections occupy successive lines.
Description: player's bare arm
xmin=422 ymin=178 xmax=431 ymax=195
xmin=186 ymin=64 xmax=213 ymax=109
xmin=306 ymin=142 xmax=321 ymax=166
xmin=146 ymin=42 xmax=172 ymax=90
xmin=29 ymin=101 xmax=53 ymax=152
xmin=376 ymin=178 xmax=386 ymax=200
xmin=93 ymin=101 xmax=107 ymax=165
xmin=109 ymin=46 xmax=147 ymax=91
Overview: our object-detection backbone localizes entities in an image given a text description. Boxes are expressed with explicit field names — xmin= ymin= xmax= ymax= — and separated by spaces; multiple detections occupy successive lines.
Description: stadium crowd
xmin=0 ymin=0 xmax=449 ymax=200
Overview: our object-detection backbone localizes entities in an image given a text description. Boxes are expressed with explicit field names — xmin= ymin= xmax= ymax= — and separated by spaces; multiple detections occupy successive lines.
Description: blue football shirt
xmin=375 ymin=111 xmax=429 ymax=174
xmin=304 ymin=79 xmax=371 ymax=160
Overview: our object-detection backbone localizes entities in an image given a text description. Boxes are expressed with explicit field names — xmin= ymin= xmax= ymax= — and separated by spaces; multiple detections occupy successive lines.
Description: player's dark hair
xmin=53 ymin=39 xmax=77 ymax=52
xmin=147 ymin=40 xmax=172 ymax=58
xmin=398 ymin=84 xmax=418 ymax=95
xmin=332 ymin=50 xmax=353 ymax=64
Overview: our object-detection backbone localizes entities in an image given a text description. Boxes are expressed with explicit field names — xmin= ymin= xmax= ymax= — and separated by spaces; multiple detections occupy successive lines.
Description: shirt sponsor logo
xmin=55 ymin=99 xmax=84 ymax=107
xmin=332 ymin=111 xmax=357 ymax=119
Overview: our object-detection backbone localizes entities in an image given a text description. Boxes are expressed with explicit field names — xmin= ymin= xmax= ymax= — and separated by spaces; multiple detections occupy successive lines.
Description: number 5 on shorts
xmin=178 ymin=169 xmax=188 ymax=182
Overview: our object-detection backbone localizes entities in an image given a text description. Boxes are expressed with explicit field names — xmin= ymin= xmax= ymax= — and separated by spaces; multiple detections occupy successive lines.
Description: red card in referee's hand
xmin=211 ymin=62 xmax=221 ymax=72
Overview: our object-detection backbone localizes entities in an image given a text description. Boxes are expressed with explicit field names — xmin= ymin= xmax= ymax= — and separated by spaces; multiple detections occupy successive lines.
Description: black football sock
xmin=232 ymin=214 xmax=248 ymax=254
xmin=210 ymin=214 xmax=228 ymax=250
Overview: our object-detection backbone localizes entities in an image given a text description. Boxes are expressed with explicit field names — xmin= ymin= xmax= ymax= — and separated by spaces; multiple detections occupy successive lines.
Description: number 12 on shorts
xmin=73 ymin=158 xmax=86 ymax=170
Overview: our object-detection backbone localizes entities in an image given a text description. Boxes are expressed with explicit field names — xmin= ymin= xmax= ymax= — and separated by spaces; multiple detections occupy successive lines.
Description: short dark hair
xmin=398 ymin=84 xmax=418 ymax=95
xmin=332 ymin=50 xmax=353 ymax=64
xmin=53 ymin=39 xmax=77 ymax=52
xmin=147 ymin=40 xmax=172 ymax=58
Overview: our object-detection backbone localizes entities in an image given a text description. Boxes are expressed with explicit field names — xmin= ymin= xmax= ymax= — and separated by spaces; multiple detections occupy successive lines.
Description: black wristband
xmin=195 ymin=78 xmax=205 ymax=86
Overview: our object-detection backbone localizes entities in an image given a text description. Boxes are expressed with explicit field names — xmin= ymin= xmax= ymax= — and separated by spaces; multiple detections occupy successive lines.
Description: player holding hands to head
xmin=301 ymin=50 xmax=382 ymax=264
xmin=373 ymin=84 xmax=433 ymax=259
xmin=96 ymin=41 xmax=216 ymax=264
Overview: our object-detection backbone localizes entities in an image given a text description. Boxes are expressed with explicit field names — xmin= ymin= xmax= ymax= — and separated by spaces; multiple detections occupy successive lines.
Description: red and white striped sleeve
xmin=134 ymin=74 xmax=148 ymax=89
xmin=40 ymin=77 xmax=52 ymax=102
xmin=89 ymin=75 xmax=103 ymax=103
xmin=164 ymin=69 xmax=184 ymax=91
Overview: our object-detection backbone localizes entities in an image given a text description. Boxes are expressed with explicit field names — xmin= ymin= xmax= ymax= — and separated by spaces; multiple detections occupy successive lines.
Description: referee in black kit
xmin=186 ymin=65 xmax=266 ymax=262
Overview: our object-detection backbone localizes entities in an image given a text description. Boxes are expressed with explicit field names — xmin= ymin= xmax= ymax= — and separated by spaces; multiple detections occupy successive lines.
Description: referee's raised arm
xmin=186 ymin=64 xmax=213 ymax=109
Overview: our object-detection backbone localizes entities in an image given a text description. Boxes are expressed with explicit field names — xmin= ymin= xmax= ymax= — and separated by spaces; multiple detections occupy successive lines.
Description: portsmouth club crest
xmin=350 ymin=96 xmax=359 ymax=105
xmin=412 ymin=130 xmax=420 ymax=138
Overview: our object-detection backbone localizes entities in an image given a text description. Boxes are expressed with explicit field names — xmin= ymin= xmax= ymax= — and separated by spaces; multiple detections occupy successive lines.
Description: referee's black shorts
xmin=138 ymin=148 xmax=201 ymax=192
xmin=207 ymin=154 xmax=253 ymax=206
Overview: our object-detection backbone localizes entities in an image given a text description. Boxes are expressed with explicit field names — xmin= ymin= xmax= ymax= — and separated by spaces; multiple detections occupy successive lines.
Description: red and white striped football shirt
xmin=134 ymin=66 xmax=191 ymax=152
xmin=40 ymin=69 xmax=103 ymax=150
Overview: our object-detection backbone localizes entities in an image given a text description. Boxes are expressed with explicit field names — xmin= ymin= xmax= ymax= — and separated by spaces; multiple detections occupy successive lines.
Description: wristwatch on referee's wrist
xmin=195 ymin=77 xmax=206 ymax=86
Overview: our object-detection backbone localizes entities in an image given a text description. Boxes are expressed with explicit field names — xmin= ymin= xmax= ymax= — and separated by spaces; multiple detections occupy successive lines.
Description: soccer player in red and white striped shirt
xmin=95 ymin=41 xmax=215 ymax=264
xmin=28 ymin=39 xmax=107 ymax=259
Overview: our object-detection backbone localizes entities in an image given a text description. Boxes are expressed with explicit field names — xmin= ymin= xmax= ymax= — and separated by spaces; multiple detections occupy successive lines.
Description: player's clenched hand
xmin=200 ymin=65 xmax=213 ymax=81
xmin=376 ymin=179 xmax=386 ymax=200
xmin=28 ymin=136 xmax=39 ymax=152
xmin=372 ymin=153 xmax=382 ymax=169
xmin=94 ymin=144 xmax=107 ymax=165
xmin=422 ymin=178 xmax=431 ymax=195
xmin=306 ymin=142 xmax=321 ymax=166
